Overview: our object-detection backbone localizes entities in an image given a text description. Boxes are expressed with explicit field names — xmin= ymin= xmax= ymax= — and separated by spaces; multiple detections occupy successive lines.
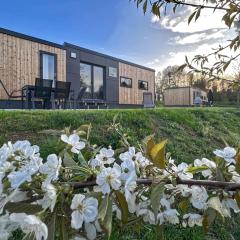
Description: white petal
xmin=85 ymin=223 xmax=96 ymax=240
xmin=71 ymin=211 xmax=84 ymax=229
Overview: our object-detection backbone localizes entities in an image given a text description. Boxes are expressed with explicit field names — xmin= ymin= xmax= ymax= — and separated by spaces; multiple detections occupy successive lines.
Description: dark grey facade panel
xmin=65 ymin=45 xmax=119 ymax=103
xmin=64 ymin=43 xmax=155 ymax=72
xmin=0 ymin=27 xmax=64 ymax=49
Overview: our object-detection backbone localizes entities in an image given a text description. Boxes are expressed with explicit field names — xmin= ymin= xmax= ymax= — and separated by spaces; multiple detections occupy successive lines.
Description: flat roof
xmin=0 ymin=27 xmax=65 ymax=49
xmin=64 ymin=43 xmax=155 ymax=72
xmin=0 ymin=27 xmax=155 ymax=72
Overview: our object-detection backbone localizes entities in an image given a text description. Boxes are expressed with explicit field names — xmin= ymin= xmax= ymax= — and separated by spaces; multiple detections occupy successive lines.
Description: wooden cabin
xmin=0 ymin=28 xmax=66 ymax=100
xmin=163 ymin=87 xmax=207 ymax=106
xmin=0 ymin=27 xmax=155 ymax=108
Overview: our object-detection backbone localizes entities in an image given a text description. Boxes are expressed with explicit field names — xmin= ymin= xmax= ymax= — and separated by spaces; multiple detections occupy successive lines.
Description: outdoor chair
xmin=143 ymin=92 xmax=155 ymax=108
xmin=0 ymin=79 xmax=25 ymax=100
xmin=54 ymin=81 xmax=71 ymax=109
xmin=31 ymin=78 xmax=53 ymax=109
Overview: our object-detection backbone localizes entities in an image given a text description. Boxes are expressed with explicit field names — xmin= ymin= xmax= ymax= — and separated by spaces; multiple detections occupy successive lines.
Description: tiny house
xmin=163 ymin=87 xmax=207 ymax=106
xmin=0 ymin=27 xmax=155 ymax=108
xmin=0 ymin=28 xmax=66 ymax=101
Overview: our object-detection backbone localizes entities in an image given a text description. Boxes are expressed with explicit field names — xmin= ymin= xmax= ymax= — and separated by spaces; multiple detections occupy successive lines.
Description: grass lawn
xmin=1 ymin=107 xmax=240 ymax=240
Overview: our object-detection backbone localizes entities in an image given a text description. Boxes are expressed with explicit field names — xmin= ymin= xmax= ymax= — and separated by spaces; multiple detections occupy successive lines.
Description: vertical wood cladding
xmin=164 ymin=88 xmax=190 ymax=106
xmin=0 ymin=33 xmax=66 ymax=99
xmin=118 ymin=62 xmax=155 ymax=105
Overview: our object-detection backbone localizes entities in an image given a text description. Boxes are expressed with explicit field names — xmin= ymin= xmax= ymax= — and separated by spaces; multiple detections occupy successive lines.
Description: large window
xmin=138 ymin=80 xmax=148 ymax=90
xmin=40 ymin=52 xmax=56 ymax=87
xmin=80 ymin=63 xmax=104 ymax=99
xmin=93 ymin=66 xmax=104 ymax=99
xmin=120 ymin=77 xmax=132 ymax=88
xmin=80 ymin=63 xmax=92 ymax=99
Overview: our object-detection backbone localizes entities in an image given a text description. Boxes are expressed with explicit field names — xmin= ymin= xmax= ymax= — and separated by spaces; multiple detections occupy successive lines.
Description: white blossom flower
xmin=61 ymin=134 xmax=85 ymax=154
xmin=165 ymin=184 xmax=191 ymax=197
xmin=96 ymin=164 xmax=121 ymax=194
xmin=113 ymin=204 xmax=122 ymax=220
xmin=120 ymin=147 xmax=150 ymax=168
xmin=213 ymin=147 xmax=236 ymax=164
xmin=10 ymin=213 xmax=48 ymax=240
xmin=0 ymin=213 xmax=18 ymax=240
xmin=183 ymin=213 xmax=203 ymax=227
xmin=10 ymin=190 xmax=28 ymax=203
xmin=121 ymin=159 xmax=136 ymax=180
xmin=89 ymin=148 xmax=115 ymax=168
xmin=138 ymin=208 xmax=156 ymax=224
xmin=0 ymin=143 xmax=11 ymax=164
xmin=172 ymin=162 xmax=193 ymax=180
xmin=124 ymin=173 xmax=137 ymax=213
xmin=228 ymin=165 xmax=240 ymax=183
xmin=70 ymin=194 xmax=98 ymax=230
xmin=39 ymin=154 xmax=61 ymax=184
xmin=37 ymin=183 xmax=57 ymax=212
xmin=8 ymin=156 xmax=42 ymax=189
xmin=12 ymin=140 xmax=40 ymax=159
xmin=190 ymin=186 xmax=208 ymax=210
xmin=221 ymin=198 xmax=240 ymax=217
xmin=194 ymin=158 xmax=216 ymax=178
xmin=163 ymin=209 xmax=179 ymax=224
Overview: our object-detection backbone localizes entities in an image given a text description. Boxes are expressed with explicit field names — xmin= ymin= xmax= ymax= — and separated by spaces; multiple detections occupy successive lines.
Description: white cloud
xmin=170 ymin=30 xmax=226 ymax=45
xmin=148 ymin=3 xmax=237 ymax=74
xmin=152 ymin=6 xmax=227 ymax=33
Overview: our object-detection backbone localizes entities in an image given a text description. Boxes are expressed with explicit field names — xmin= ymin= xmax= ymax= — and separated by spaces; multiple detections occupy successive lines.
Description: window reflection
xmin=80 ymin=63 xmax=104 ymax=99
xmin=41 ymin=53 xmax=56 ymax=87
xmin=93 ymin=66 xmax=104 ymax=99
xmin=120 ymin=77 xmax=132 ymax=88
xmin=80 ymin=63 xmax=92 ymax=99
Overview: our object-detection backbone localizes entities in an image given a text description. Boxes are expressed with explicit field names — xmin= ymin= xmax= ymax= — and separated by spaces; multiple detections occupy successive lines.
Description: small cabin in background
xmin=163 ymin=87 xmax=207 ymax=106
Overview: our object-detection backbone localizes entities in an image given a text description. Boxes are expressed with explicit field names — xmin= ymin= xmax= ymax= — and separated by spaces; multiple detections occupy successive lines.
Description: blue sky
xmin=0 ymin=0 xmax=234 ymax=73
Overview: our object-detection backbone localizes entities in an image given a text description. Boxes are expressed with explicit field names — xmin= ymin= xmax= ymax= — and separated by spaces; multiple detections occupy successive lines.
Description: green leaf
xmin=143 ymin=0 xmax=148 ymax=14
xmin=207 ymin=196 xmax=224 ymax=218
xmin=235 ymin=191 xmax=240 ymax=208
xmin=143 ymin=135 xmax=155 ymax=158
xmin=195 ymin=8 xmax=201 ymax=21
xmin=99 ymin=195 xmax=110 ymax=222
xmin=78 ymin=151 xmax=88 ymax=167
xmin=61 ymin=217 xmax=69 ymax=240
xmin=150 ymin=139 xmax=168 ymax=169
xmin=103 ymin=197 xmax=113 ymax=238
xmin=202 ymin=208 xmax=217 ymax=232
xmin=63 ymin=151 xmax=78 ymax=168
xmin=152 ymin=2 xmax=160 ymax=17
xmin=115 ymin=191 xmax=128 ymax=224
xmin=150 ymin=182 xmax=165 ymax=219
xmin=235 ymin=152 xmax=240 ymax=174
xmin=188 ymin=11 xmax=196 ymax=25
xmin=187 ymin=165 xmax=209 ymax=174
xmin=5 ymin=202 xmax=42 ymax=214
xmin=47 ymin=212 xmax=56 ymax=240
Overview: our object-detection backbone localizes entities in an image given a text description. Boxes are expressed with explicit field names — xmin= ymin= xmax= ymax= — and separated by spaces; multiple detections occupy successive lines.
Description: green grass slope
xmin=1 ymin=107 xmax=240 ymax=239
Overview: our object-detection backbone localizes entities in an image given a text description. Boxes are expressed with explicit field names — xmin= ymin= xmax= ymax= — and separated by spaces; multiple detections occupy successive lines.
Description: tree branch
xmin=67 ymin=178 xmax=240 ymax=191
xmin=167 ymin=0 xmax=229 ymax=11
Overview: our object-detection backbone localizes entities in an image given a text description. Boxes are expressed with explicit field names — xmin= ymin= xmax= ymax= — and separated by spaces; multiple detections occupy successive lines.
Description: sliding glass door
xmin=80 ymin=63 xmax=104 ymax=99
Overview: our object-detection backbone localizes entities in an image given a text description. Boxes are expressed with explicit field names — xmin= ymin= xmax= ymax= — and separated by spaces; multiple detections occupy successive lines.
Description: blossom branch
xmin=68 ymin=178 xmax=240 ymax=191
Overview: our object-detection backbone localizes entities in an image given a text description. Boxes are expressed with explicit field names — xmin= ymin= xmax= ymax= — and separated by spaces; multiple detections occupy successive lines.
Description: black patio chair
xmin=31 ymin=78 xmax=53 ymax=109
xmin=143 ymin=92 xmax=155 ymax=108
xmin=0 ymin=79 xmax=25 ymax=108
xmin=54 ymin=81 xmax=71 ymax=109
